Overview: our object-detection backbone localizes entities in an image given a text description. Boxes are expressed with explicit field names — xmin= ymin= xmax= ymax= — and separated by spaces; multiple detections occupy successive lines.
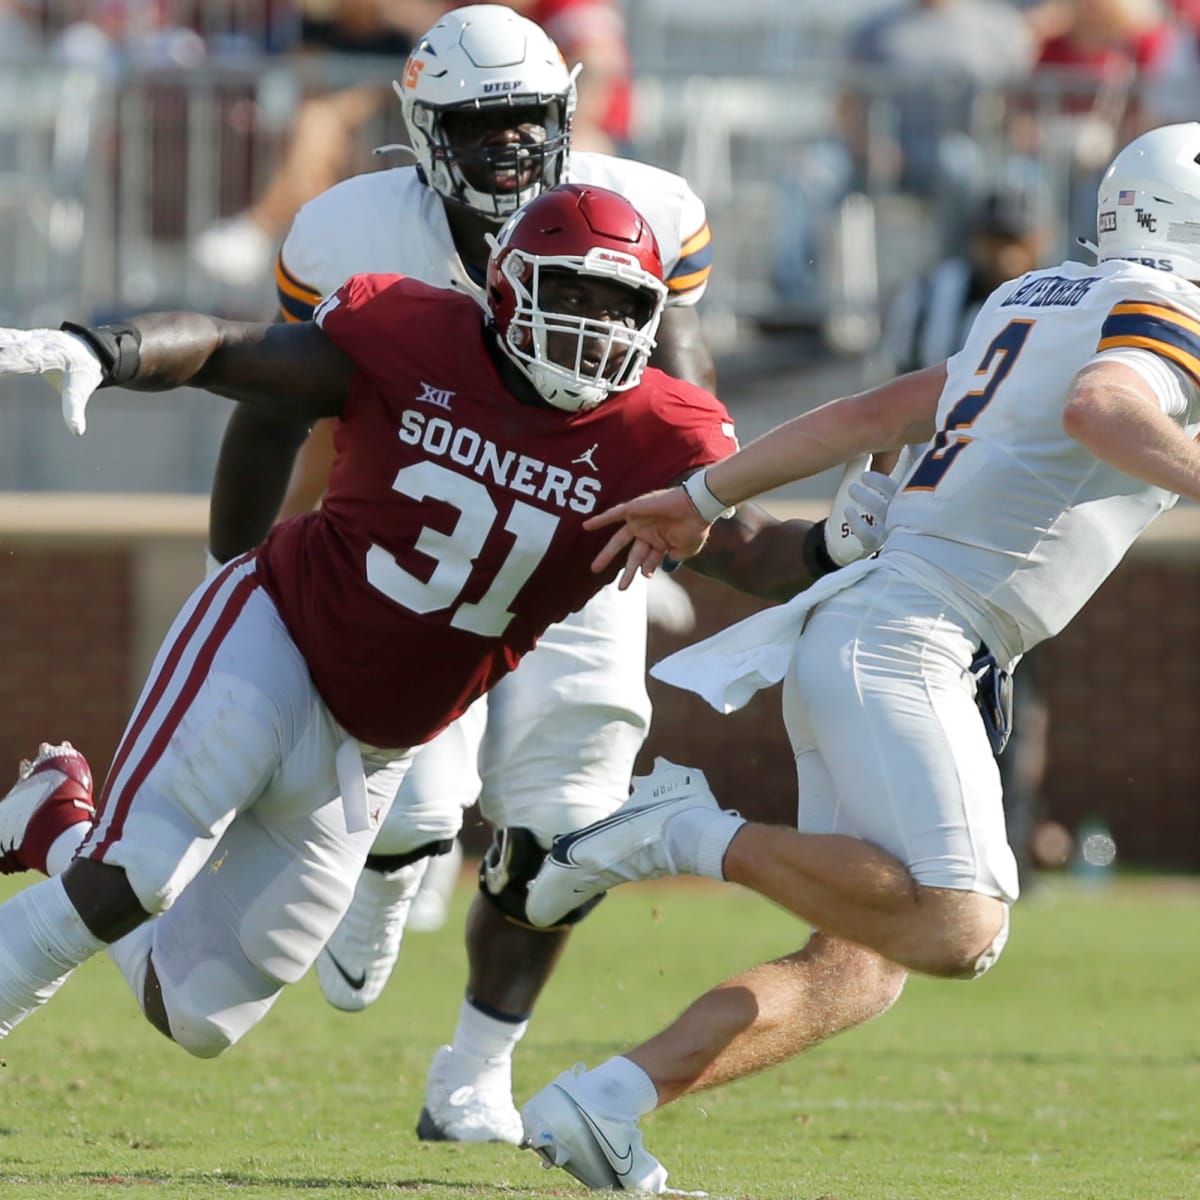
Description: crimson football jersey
xmin=255 ymin=273 xmax=736 ymax=748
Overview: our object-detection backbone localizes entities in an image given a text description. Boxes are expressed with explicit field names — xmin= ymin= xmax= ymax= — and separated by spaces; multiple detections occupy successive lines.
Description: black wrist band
xmin=59 ymin=321 xmax=142 ymax=387
xmin=801 ymin=519 xmax=839 ymax=580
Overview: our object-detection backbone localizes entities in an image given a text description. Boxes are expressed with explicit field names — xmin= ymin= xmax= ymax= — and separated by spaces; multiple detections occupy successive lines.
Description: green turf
xmin=0 ymin=873 xmax=1196 ymax=1199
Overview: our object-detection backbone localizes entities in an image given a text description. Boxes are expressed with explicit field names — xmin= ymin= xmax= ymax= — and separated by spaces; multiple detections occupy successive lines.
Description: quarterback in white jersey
xmin=514 ymin=124 xmax=1200 ymax=1194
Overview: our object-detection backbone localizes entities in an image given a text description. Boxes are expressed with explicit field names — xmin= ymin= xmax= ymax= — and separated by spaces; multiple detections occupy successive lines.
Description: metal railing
xmin=0 ymin=48 xmax=1187 ymax=489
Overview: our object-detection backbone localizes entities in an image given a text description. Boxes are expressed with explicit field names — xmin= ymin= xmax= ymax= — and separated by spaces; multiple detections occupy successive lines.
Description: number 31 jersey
xmin=883 ymin=258 xmax=1200 ymax=666
xmin=254 ymin=273 xmax=735 ymax=750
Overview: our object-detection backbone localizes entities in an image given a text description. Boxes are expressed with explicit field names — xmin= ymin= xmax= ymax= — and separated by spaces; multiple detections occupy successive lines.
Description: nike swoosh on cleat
xmin=325 ymin=950 xmax=366 ymax=991
xmin=559 ymin=1087 xmax=634 ymax=1177
xmin=551 ymin=801 xmax=679 ymax=868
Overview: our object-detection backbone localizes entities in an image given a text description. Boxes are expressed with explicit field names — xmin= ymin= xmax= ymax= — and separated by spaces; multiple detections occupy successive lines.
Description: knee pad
xmin=478 ymin=826 xmax=604 ymax=927
xmin=367 ymin=837 xmax=455 ymax=874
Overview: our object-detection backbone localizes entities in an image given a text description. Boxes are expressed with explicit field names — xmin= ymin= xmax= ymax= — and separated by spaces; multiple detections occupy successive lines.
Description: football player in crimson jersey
xmin=210 ymin=3 xmax=721 ymax=1145
xmin=0 ymin=185 xmax=884 ymax=1070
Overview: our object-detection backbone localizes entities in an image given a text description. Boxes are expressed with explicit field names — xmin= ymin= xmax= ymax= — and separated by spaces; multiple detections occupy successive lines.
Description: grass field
xmin=0 ymin=873 xmax=1196 ymax=1200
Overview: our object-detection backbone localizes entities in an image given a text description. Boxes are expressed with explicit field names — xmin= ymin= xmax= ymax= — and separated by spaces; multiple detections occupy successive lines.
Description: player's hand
xmin=822 ymin=455 xmax=900 ymax=565
xmin=583 ymin=486 xmax=711 ymax=588
xmin=844 ymin=470 xmax=898 ymax=555
xmin=0 ymin=328 xmax=103 ymax=435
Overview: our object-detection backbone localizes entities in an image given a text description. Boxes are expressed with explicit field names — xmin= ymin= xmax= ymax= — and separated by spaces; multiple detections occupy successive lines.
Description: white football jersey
xmin=275 ymin=152 xmax=712 ymax=321
xmin=883 ymin=258 xmax=1200 ymax=666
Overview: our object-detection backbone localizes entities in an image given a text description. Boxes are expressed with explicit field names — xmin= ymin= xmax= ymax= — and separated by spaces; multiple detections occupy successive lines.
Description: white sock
xmin=577 ymin=1055 xmax=660 ymax=1119
xmin=106 ymin=922 xmax=155 ymax=1014
xmin=45 ymin=824 xmax=90 ymax=878
xmin=0 ymin=875 xmax=105 ymax=1036
xmin=453 ymin=998 xmax=529 ymax=1063
xmin=665 ymin=807 xmax=746 ymax=880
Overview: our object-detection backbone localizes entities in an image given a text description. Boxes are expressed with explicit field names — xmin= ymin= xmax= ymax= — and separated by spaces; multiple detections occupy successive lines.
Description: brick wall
xmin=0 ymin=547 xmax=133 ymax=788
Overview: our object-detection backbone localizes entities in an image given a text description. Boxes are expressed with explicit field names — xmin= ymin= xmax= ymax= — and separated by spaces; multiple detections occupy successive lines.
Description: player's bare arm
xmin=1063 ymin=360 xmax=1200 ymax=501
xmin=700 ymin=363 xmax=945 ymax=508
xmin=685 ymin=503 xmax=830 ymax=602
xmin=132 ymin=315 xmax=353 ymax=414
xmin=209 ymin=405 xmax=315 ymax=562
xmin=584 ymin=363 xmax=946 ymax=580
xmin=275 ymin=417 xmax=338 ymax=522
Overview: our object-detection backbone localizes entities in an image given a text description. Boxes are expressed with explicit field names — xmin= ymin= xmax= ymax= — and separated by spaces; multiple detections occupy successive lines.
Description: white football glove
xmin=0 ymin=327 xmax=103 ymax=435
xmin=845 ymin=471 xmax=898 ymax=554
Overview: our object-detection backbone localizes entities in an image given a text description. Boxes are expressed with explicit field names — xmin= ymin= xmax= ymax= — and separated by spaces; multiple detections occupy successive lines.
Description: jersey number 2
xmin=905 ymin=318 xmax=1034 ymax=492
xmin=366 ymin=461 xmax=559 ymax=637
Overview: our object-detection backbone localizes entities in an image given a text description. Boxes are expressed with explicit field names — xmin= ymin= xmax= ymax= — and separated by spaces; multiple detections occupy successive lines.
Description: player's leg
xmin=521 ymin=732 xmax=908 ymax=1191
xmin=315 ymin=698 xmax=484 ymax=1011
xmin=120 ymin=734 xmax=408 ymax=1057
xmin=421 ymin=582 xmax=651 ymax=1145
xmin=0 ymin=561 xmax=286 ymax=1038
xmin=529 ymin=576 xmax=1017 ymax=977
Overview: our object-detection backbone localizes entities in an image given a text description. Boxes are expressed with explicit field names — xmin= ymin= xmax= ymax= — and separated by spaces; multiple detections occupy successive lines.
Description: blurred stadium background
xmin=1 ymin=0 xmax=1197 ymax=877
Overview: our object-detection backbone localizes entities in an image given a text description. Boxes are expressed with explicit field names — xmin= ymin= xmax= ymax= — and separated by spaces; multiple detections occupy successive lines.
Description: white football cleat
xmin=0 ymin=741 xmax=95 ymax=875
xmin=525 ymin=758 xmax=727 ymax=928
xmin=316 ymin=860 xmax=426 ymax=1011
xmin=417 ymin=1044 xmax=524 ymax=1144
xmin=521 ymin=1066 xmax=675 ymax=1193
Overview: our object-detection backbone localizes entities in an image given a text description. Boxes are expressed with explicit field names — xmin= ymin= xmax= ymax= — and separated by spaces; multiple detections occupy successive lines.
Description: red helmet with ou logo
xmin=486 ymin=183 xmax=668 ymax=412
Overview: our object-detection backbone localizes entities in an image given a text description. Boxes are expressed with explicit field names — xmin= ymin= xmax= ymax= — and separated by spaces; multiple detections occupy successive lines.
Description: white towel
xmin=650 ymin=558 xmax=880 ymax=713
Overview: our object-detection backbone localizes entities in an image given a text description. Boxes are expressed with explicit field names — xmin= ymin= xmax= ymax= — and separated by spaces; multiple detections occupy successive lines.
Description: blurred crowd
xmin=4 ymin=0 xmax=1200 ymax=338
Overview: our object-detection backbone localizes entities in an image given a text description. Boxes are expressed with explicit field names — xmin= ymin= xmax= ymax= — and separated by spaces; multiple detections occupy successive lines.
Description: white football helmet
xmin=395 ymin=4 xmax=577 ymax=222
xmin=1093 ymin=122 xmax=1200 ymax=280
xmin=487 ymin=184 xmax=668 ymax=412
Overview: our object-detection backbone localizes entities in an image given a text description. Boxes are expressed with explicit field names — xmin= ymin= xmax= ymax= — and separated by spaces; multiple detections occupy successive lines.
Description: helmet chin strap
xmin=1077 ymin=236 xmax=1100 ymax=258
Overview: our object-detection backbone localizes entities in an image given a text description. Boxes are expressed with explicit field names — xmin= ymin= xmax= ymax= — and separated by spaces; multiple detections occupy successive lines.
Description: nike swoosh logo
xmin=561 ymin=1088 xmax=634 ymax=1176
xmin=325 ymin=950 xmax=366 ymax=991
xmin=551 ymin=801 xmax=676 ymax=868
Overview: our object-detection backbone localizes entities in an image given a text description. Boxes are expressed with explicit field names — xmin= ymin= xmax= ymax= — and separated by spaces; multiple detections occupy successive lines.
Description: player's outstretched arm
xmin=0 ymin=315 xmax=353 ymax=436
xmin=584 ymin=365 xmax=944 ymax=586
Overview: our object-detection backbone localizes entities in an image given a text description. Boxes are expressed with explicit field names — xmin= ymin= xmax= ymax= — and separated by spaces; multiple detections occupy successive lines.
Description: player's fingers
xmin=619 ymin=537 xmax=654 ymax=589
xmin=582 ymin=503 xmax=628 ymax=531
xmin=591 ymin=524 xmax=634 ymax=573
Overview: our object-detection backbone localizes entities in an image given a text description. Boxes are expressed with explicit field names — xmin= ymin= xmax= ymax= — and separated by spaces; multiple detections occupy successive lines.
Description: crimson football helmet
xmin=486 ymin=184 xmax=668 ymax=412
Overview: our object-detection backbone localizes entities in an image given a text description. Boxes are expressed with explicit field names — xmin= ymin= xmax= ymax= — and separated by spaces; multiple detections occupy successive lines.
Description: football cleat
xmin=417 ymin=1044 xmax=524 ymax=1145
xmin=525 ymin=758 xmax=726 ymax=928
xmin=521 ymin=1065 xmax=674 ymax=1193
xmin=316 ymin=860 xmax=425 ymax=1011
xmin=0 ymin=741 xmax=95 ymax=875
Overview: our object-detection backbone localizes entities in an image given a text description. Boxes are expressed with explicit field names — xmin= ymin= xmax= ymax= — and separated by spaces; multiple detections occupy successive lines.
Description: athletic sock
xmin=664 ymin=806 xmax=746 ymax=880
xmin=0 ymin=875 xmax=105 ymax=1036
xmin=577 ymin=1055 xmax=660 ymax=1119
xmin=453 ymin=996 xmax=529 ymax=1063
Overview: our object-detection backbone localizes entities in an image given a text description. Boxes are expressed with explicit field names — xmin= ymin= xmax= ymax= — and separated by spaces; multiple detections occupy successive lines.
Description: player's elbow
xmin=1061 ymin=382 xmax=1112 ymax=450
